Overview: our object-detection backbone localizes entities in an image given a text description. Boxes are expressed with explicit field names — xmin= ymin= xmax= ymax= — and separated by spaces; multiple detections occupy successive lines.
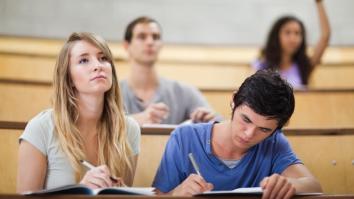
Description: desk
xmin=1 ymin=122 xmax=354 ymax=194
xmin=0 ymin=194 xmax=354 ymax=199
xmin=1 ymin=80 xmax=354 ymax=128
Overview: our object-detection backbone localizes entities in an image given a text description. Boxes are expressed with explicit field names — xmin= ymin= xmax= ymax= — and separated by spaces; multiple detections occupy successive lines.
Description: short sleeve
xmin=271 ymin=132 xmax=302 ymax=174
xmin=125 ymin=116 xmax=141 ymax=155
xmin=152 ymin=129 xmax=187 ymax=193
xmin=19 ymin=111 xmax=53 ymax=156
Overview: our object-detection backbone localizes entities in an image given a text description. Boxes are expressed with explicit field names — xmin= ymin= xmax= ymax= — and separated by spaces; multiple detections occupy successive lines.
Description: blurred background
xmin=1 ymin=0 xmax=354 ymax=45
xmin=1 ymin=0 xmax=354 ymax=195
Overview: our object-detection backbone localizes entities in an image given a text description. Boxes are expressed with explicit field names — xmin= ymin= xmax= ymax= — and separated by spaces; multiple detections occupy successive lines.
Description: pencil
xmin=188 ymin=153 xmax=202 ymax=177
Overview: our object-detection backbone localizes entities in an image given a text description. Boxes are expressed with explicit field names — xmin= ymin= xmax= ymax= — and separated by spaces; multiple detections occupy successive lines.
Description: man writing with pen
xmin=152 ymin=70 xmax=322 ymax=199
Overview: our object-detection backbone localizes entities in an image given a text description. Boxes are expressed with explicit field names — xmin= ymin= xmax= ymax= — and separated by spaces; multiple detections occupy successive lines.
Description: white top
xmin=20 ymin=109 xmax=141 ymax=189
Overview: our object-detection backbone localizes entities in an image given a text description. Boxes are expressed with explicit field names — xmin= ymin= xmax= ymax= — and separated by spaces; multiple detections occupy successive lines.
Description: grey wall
xmin=0 ymin=0 xmax=353 ymax=46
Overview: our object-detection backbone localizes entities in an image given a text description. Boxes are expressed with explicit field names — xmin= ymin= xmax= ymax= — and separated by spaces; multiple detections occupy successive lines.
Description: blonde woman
xmin=17 ymin=32 xmax=140 ymax=193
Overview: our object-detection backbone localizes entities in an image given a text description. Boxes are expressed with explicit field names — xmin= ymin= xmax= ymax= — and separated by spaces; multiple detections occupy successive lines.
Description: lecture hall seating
xmin=1 ymin=36 xmax=354 ymax=89
xmin=1 ymin=36 xmax=354 ymax=196
xmin=1 ymin=79 xmax=353 ymax=129
xmin=1 ymin=122 xmax=353 ymax=194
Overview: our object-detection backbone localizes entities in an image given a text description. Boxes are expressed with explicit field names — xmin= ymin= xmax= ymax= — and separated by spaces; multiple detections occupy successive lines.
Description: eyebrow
xmin=136 ymin=32 xmax=161 ymax=37
xmin=77 ymin=51 xmax=104 ymax=57
xmin=241 ymin=113 xmax=273 ymax=132
xmin=77 ymin=52 xmax=89 ymax=57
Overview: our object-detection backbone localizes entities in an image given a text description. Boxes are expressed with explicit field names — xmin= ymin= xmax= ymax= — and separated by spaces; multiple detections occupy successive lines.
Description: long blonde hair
xmin=52 ymin=32 xmax=132 ymax=180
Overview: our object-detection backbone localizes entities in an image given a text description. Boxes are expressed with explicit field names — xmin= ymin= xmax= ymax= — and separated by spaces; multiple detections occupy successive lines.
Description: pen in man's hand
xmin=188 ymin=153 xmax=202 ymax=177
xmin=80 ymin=160 xmax=119 ymax=183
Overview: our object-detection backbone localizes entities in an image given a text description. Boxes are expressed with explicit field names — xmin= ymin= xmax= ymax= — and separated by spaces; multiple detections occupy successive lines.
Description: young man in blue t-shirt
xmin=152 ymin=70 xmax=322 ymax=199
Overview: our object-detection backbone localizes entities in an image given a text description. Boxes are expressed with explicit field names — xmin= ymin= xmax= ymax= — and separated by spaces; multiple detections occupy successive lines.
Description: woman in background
xmin=252 ymin=0 xmax=331 ymax=88
xmin=17 ymin=32 xmax=140 ymax=193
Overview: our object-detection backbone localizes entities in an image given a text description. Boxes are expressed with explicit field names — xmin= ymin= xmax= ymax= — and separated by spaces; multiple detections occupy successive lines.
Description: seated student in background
xmin=153 ymin=70 xmax=322 ymax=198
xmin=252 ymin=0 xmax=331 ymax=89
xmin=17 ymin=32 xmax=140 ymax=193
xmin=120 ymin=16 xmax=216 ymax=126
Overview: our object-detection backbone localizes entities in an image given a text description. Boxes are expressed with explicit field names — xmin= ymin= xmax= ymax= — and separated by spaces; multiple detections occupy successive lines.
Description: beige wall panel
xmin=0 ymin=83 xmax=52 ymax=122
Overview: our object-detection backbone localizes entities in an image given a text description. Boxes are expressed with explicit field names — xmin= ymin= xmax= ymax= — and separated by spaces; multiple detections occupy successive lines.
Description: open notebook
xmin=23 ymin=184 xmax=155 ymax=196
xmin=196 ymin=187 xmax=263 ymax=196
xmin=196 ymin=187 xmax=323 ymax=196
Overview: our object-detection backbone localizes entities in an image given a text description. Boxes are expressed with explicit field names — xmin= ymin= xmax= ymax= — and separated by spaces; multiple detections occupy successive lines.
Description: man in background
xmin=120 ymin=16 xmax=216 ymax=125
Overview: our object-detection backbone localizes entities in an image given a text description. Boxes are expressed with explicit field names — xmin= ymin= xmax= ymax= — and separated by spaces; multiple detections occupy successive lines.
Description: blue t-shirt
xmin=152 ymin=122 xmax=301 ymax=193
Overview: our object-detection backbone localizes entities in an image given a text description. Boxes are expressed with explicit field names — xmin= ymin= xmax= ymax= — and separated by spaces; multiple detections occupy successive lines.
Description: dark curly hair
xmin=232 ymin=70 xmax=295 ymax=129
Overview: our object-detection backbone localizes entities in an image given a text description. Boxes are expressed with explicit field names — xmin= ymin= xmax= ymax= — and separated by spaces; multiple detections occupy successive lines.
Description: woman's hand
xmin=80 ymin=165 xmax=116 ymax=189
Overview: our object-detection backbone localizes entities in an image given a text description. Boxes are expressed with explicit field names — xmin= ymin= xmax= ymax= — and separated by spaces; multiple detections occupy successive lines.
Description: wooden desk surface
xmin=1 ymin=121 xmax=354 ymax=136
xmin=0 ymin=194 xmax=354 ymax=199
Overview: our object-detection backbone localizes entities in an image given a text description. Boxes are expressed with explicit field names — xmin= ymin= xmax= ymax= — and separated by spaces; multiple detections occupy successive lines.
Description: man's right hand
xmin=171 ymin=174 xmax=213 ymax=196
xmin=133 ymin=102 xmax=169 ymax=125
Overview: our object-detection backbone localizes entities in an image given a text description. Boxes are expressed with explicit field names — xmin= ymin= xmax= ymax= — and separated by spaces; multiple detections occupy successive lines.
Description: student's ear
xmin=123 ymin=41 xmax=130 ymax=51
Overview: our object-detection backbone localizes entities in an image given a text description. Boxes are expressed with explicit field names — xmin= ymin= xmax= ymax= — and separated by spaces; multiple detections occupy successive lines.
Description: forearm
xmin=288 ymin=177 xmax=322 ymax=193
xmin=311 ymin=0 xmax=331 ymax=65
xmin=316 ymin=0 xmax=331 ymax=41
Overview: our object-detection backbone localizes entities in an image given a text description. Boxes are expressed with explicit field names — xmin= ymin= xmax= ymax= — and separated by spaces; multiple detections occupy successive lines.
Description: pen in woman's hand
xmin=80 ymin=160 xmax=119 ymax=184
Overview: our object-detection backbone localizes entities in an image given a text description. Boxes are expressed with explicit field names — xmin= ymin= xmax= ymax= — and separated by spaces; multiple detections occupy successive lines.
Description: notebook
xmin=196 ymin=187 xmax=323 ymax=196
xmin=23 ymin=184 xmax=155 ymax=196
xmin=196 ymin=187 xmax=263 ymax=196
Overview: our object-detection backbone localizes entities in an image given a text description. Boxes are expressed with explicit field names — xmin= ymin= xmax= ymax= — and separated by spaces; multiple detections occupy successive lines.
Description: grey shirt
xmin=120 ymin=78 xmax=211 ymax=124
xmin=19 ymin=109 xmax=140 ymax=189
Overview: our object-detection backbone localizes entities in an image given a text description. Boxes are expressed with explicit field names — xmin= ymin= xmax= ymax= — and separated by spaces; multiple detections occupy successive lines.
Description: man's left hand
xmin=260 ymin=174 xmax=296 ymax=199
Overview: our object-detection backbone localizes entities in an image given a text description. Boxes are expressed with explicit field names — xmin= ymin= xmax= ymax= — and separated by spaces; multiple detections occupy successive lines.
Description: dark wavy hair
xmin=261 ymin=16 xmax=313 ymax=85
xmin=231 ymin=70 xmax=295 ymax=129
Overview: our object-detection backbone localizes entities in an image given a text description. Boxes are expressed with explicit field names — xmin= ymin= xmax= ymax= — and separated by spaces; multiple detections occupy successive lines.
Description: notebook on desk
xmin=23 ymin=184 xmax=155 ymax=196
xmin=195 ymin=187 xmax=263 ymax=196
xmin=195 ymin=187 xmax=323 ymax=196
